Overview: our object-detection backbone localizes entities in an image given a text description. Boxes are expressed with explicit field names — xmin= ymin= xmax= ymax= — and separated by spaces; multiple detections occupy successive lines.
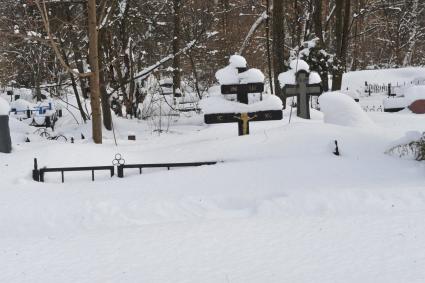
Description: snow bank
xmin=0 ymin=97 xmax=10 ymax=115
xmin=404 ymin=85 xmax=425 ymax=104
xmin=278 ymin=59 xmax=322 ymax=88
xmin=383 ymin=86 xmax=425 ymax=110
xmin=200 ymin=94 xmax=282 ymax=114
xmin=342 ymin=67 xmax=425 ymax=92
xmin=383 ymin=97 xmax=408 ymax=109
xmin=319 ymin=92 xmax=375 ymax=128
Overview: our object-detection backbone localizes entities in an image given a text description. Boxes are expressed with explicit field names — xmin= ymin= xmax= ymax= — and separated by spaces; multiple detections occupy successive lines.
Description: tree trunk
xmin=332 ymin=0 xmax=345 ymax=91
xmin=98 ymin=30 xmax=112 ymax=130
xmin=312 ymin=0 xmax=329 ymax=91
xmin=172 ymin=0 xmax=182 ymax=97
xmin=272 ymin=0 xmax=286 ymax=106
xmin=88 ymin=0 xmax=102 ymax=144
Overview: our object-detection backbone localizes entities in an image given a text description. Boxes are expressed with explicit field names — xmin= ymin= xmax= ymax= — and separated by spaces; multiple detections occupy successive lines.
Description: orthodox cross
xmin=282 ymin=70 xmax=323 ymax=119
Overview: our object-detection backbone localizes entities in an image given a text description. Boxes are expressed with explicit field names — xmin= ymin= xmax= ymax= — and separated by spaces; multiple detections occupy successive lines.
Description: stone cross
xmin=205 ymin=110 xmax=282 ymax=136
xmin=282 ymin=70 xmax=323 ymax=119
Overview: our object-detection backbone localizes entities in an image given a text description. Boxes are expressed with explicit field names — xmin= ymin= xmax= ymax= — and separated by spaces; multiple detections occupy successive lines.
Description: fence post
xmin=118 ymin=165 xmax=124 ymax=178
xmin=32 ymin=158 xmax=40 ymax=182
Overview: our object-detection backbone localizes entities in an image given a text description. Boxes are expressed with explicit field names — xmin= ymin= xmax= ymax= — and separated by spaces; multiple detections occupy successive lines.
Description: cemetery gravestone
xmin=282 ymin=70 xmax=323 ymax=119
xmin=204 ymin=55 xmax=283 ymax=136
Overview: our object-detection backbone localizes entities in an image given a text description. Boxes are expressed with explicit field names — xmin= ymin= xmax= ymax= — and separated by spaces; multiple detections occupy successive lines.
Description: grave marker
xmin=282 ymin=70 xmax=323 ymax=119
xmin=221 ymin=82 xmax=264 ymax=104
xmin=205 ymin=110 xmax=282 ymax=136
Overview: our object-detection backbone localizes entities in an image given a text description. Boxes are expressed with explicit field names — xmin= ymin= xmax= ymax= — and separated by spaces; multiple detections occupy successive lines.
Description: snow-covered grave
xmin=0 ymin=96 xmax=12 ymax=153
xmin=279 ymin=59 xmax=323 ymax=119
xmin=201 ymin=55 xmax=282 ymax=135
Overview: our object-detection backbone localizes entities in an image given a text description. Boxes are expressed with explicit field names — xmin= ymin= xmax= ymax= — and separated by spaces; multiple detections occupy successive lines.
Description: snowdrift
xmin=319 ymin=92 xmax=375 ymax=128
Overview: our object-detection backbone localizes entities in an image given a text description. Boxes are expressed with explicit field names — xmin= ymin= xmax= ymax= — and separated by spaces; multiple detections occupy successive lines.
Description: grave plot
xmin=201 ymin=55 xmax=283 ymax=136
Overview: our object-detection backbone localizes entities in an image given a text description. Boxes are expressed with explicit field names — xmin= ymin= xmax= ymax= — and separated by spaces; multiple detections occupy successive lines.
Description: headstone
xmin=409 ymin=100 xmax=425 ymax=114
xmin=204 ymin=55 xmax=282 ymax=136
xmin=282 ymin=70 xmax=323 ymax=119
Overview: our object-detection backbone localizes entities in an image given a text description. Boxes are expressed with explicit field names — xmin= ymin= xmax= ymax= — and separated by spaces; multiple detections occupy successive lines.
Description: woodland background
xmin=0 ymin=0 xmax=424 ymax=116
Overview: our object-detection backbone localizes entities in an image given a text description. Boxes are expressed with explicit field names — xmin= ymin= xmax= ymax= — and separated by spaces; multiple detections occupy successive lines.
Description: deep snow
xmin=1 ymin=89 xmax=425 ymax=282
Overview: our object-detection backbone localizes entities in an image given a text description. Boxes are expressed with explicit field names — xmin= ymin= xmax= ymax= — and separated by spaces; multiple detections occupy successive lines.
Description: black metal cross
xmin=282 ymin=70 xmax=323 ymax=119
xmin=221 ymin=83 xmax=264 ymax=104
xmin=204 ymin=110 xmax=282 ymax=136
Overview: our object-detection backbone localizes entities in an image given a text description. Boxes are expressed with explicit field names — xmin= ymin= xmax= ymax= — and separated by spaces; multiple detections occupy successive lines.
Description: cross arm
xmin=306 ymin=84 xmax=323 ymax=96
xmin=204 ymin=110 xmax=282 ymax=124
xmin=282 ymin=85 xmax=299 ymax=97
xmin=221 ymin=83 xmax=264 ymax=95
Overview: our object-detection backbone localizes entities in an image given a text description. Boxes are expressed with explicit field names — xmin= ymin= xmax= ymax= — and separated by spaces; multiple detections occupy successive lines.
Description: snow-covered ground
xmin=1 ymin=91 xmax=425 ymax=282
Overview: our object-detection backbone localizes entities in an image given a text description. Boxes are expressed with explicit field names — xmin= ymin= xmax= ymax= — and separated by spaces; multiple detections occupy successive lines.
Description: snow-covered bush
xmin=291 ymin=38 xmax=334 ymax=90
xmin=387 ymin=132 xmax=425 ymax=161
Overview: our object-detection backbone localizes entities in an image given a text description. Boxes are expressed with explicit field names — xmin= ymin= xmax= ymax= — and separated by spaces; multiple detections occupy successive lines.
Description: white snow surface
xmin=289 ymin=59 xmax=310 ymax=72
xmin=200 ymin=94 xmax=282 ymax=114
xmin=342 ymin=67 xmax=425 ymax=92
xmin=0 ymin=96 xmax=10 ymax=115
xmin=215 ymin=55 xmax=264 ymax=85
xmin=229 ymin=54 xmax=247 ymax=68
xmin=215 ymin=65 xmax=239 ymax=85
xmin=404 ymin=85 xmax=425 ymax=104
xmin=319 ymin=92 xmax=376 ymax=128
xmin=10 ymin=98 xmax=34 ymax=111
xmin=278 ymin=70 xmax=322 ymax=88
xmin=238 ymin=68 xmax=265 ymax=83
xmin=279 ymin=59 xmax=322 ymax=88
xmin=2 ymin=81 xmax=425 ymax=282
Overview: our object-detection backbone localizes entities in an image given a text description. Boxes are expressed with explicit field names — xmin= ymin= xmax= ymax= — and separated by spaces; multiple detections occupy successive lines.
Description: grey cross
xmin=282 ymin=70 xmax=323 ymax=119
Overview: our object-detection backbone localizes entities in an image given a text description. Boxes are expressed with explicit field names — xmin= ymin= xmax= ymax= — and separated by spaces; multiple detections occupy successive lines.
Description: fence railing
xmin=32 ymin=158 xmax=218 ymax=183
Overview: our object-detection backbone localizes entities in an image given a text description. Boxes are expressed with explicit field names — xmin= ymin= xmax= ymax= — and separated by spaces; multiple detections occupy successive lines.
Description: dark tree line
xmin=0 ymin=0 xmax=424 ymax=139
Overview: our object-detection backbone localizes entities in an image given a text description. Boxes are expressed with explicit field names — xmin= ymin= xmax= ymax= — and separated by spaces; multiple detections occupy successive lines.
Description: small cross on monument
xmin=282 ymin=68 xmax=323 ymax=119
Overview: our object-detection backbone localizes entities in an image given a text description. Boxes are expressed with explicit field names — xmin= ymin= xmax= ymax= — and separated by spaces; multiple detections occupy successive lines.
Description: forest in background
xmin=0 ymin=0 xmax=424 ymax=138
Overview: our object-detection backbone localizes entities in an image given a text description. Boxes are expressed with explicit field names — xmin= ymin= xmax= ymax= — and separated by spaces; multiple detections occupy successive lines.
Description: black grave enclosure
xmin=282 ymin=70 xmax=323 ymax=119
xmin=0 ymin=115 xmax=12 ymax=153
